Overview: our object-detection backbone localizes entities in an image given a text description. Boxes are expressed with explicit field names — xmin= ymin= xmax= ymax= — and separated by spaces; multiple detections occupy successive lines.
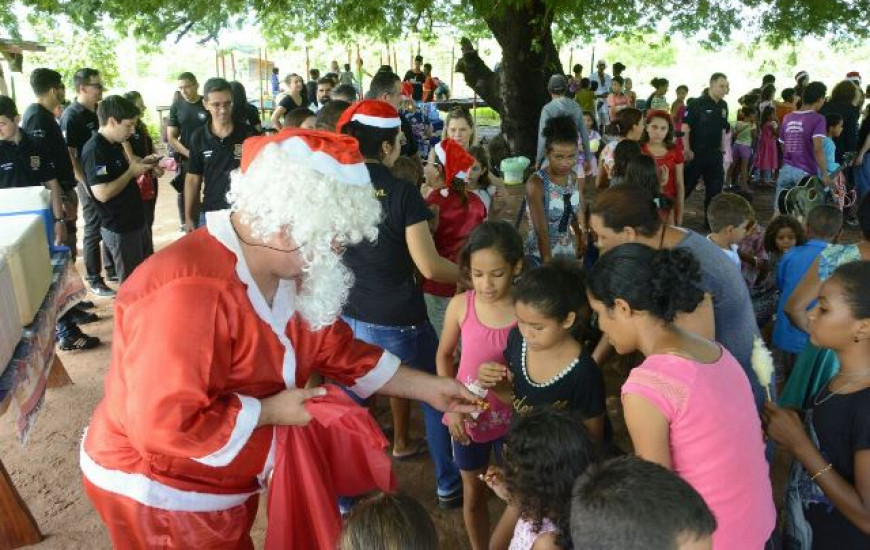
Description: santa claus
xmin=80 ymin=129 xmax=478 ymax=548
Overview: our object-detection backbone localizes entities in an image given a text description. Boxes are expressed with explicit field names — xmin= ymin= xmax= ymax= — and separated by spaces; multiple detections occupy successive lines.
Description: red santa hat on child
xmin=335 ymin=99 xmax=402 ymax=134
xmin=847 ymin=71 xmax=862 ymax=86
xmin=433 ymin=138 xmax=475 ymax=190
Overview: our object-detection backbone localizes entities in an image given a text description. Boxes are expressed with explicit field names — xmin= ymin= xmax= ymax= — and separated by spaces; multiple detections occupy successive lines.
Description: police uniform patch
xmin=30 ymin=156 xmax=40 ymax=170
xmin=96 ymin=165 xmax=108 ymax=176
xmin=234 ymin=143 xmax=243 ymax=160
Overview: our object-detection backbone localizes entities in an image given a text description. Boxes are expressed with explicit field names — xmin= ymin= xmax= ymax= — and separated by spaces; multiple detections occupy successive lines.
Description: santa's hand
xmin=258 ymin=387 xmax=327 ymax=427
xmin=427 ymin=377 xmax=482 ymax=414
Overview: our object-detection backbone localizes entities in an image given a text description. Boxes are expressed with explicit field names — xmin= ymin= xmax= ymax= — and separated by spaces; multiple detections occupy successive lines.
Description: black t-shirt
xmin=403 ymin=69 xmax=425 ymax=101
xmin=279 ymin=94 xmax=304 ymax=113
xmin=168 ymin=98 xmax=208 ymax=153
xmin=245 ymin=104 xmax=262 ymax=134
xmin=59 ymin=100 xmax=98 ymax=163
xmin=0 ymin=132 xmax=56 ymax=189
xmin=187 ymin=123 xmax=252 ymax=212
xmin=22 ymin=103 xmax=76 ymax=189
xmin=684 ymin=93 xmax=730 ymax=154
xmin=503 ymin=327 xmax=607 ymax=423
xmin=305 ymin=81 xmax=317 ymax=107
xmin=806 ymin=387 xmax=870 ymax=547
xmin=82 ymin=133 xmax=144 ymax=233
xmin=128 ymin=120 xmax=155 ymax=159
xmin=343 ymin=163 xmax=432 ymax=326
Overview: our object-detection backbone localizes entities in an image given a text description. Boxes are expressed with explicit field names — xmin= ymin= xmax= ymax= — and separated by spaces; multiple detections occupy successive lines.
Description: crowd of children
xmin=7 ymin=55 xmax=870 ymax=550
xmin=335 ymin=66 xmax=870 ymax=550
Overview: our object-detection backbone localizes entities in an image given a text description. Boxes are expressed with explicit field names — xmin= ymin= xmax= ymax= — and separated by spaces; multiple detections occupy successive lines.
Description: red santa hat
xmin=432 ymin=138 xmax=474 ymax=188
xmin=335 ymin=99 xmax=401 ymax=134
xmin=847 ymin=71 xmax=862 ymax=86
xmin=239 ymin=128 xmax=371 ymax=186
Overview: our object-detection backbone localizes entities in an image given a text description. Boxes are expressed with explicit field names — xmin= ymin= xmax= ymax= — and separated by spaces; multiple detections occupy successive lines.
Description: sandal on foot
xmin=392 ymin=439 xmax=428 ymax=461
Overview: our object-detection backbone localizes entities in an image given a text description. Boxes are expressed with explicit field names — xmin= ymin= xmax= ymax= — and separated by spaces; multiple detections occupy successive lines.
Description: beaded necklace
xmin=521 ymin=340 xmax=579 ymax=388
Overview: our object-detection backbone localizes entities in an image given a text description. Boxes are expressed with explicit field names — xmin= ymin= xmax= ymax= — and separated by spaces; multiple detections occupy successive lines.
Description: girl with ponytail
xmin=587 ymin=243 xmax=776 ymax=549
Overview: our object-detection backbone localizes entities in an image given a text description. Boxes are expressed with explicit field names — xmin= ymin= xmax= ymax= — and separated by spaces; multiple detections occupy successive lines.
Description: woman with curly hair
xmin=586 ymin=243 xmax=776 ymax=549
xmin=482 ymin=408 xmax=598 ymax=550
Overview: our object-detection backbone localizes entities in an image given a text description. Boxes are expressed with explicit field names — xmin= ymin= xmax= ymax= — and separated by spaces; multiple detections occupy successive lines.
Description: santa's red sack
xmin=264 ymin=384 xmax=396 ymax=550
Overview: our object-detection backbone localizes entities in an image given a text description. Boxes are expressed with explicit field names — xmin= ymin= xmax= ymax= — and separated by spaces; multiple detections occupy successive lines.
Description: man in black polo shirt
xmin=0 ymin=95 xmax=100 ymax=350
xmin=60 ymin=67 xmax=118 ymax=296
xmin=82 ymin=96 xmax=155 ymax=283
xmin=167 ymin=72 xmax=208 ymax=228
xmin=184 ymin=78 xmax=252 ymax=231
xmin=683 ymin=72 xmax=731 ymax=227
xmin=22 ymin=68 xmax=79 ymax=255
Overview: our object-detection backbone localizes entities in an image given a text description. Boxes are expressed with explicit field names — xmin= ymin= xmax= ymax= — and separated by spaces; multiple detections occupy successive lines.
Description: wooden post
xmin=215 ymin=50 xmax=219 ymax=76
xmin=356 ymin=44 xmax=363 ymax=91
xmin=392 ymin=47 xmax=397 ymax=74
xmin=568 ymin=47 xmax=573 ymax=74
xmin=259 ymin=48 xmax=265 ymax=114
xmin=305 ymin=46 xmax=310 ymax=80
xmin=0 ymin=458 xmax=43 ymax=548
xmin=220 ymin=52 xmax=226 ymax=78
xmin=410 ymin=44 xmax=413 ymax=69
xmin=450 ymin=47 xmax=455 ymax=93
xmin=46 ymin=356 xmax=72 ymax=388
xmin=230 ymin=51 xmax=236 ymax=81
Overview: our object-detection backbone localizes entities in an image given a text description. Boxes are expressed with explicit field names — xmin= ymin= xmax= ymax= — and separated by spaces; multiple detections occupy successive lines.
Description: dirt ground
xmin=1 ymin=167 xmax=798 ymax=549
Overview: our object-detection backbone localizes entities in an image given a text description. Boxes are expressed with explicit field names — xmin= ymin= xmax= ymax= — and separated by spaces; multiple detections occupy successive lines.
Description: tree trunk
xmin=457 ymin=1 xmax=562 ymax=160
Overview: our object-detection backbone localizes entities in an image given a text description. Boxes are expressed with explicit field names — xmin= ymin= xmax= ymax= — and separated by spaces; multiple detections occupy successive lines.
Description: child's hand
xmin=447 ymin=412 xmax=470 ymax=445
xmin=477 ymin=362 xmax=508 ymax=388
xmin=480 ymin=466 xmax=510 ymax=501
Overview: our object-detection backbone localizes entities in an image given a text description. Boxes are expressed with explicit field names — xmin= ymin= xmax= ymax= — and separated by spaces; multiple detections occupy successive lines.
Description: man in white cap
xmin=80 ymin=128 xmax=478 ymax=548
xmin=537 ymin=74 xmax=592 ymax=171
xmin=590 ymin=60 xmax=612 ymax=125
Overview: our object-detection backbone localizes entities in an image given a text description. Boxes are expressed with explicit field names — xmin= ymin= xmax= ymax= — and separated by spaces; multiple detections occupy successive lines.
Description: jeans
xmin=341 ymin=316 xmax=461 ymax=497
xmin=100 ymin=226 xmax=147 ymax=283
xmin=61 ymin=186 xmax=79 ymax=260
xmin=684 ymin=150 xmax=725 ymax=225
xmin=77 ymin=181 xmax=116 ymax=283
xmin=775 ymin=164 xmax=809 ymax=213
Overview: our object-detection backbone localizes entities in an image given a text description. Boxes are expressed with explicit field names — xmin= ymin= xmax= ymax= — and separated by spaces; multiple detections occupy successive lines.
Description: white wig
xmin=227 ymin=143 xmax=382 ymax=329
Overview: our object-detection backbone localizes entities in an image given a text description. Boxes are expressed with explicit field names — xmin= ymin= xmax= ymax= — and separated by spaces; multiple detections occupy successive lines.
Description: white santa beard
xmin=295 ymin=246 xmax=354 ymax=330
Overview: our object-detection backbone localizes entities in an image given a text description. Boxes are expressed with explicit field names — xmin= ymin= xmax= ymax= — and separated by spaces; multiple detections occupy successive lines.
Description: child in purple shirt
xmin=776 ymin=82 xmax=832 ymax=211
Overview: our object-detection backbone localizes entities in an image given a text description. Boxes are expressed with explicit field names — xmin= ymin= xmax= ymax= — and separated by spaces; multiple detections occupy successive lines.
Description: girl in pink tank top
xmin=436 ymin=220 xmax=523 ymax=550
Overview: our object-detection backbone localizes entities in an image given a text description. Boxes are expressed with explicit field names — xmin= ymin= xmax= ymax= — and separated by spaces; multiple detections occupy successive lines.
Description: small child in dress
xmin=339 ymin=492 xmax=437 ymax=550
xmin=706 ymin=192 xmax=755 ymax=267
xmin=728 ymin=106 xmax=756 ymax=198
xmin=740 ymin=214 xmax=806 ymax=331
xmin=482 ymin=408 xmax=598 ymax=550
xmin=436 ymin=221 xmax=524 ymax=550
xmin=422 ymin=138 xmax=487 ymax=336
xmin=754 ymin=106 xmax=779 ymax=187
xmin=570 ymin=456 xmax=717 ymax=550
xmin=576 ymin=112 xmax=600 ymax=186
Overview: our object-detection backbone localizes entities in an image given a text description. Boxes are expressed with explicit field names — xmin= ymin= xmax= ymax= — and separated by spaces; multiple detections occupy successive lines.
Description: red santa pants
xmin=83 ymin=477 xmax=259 ymax=549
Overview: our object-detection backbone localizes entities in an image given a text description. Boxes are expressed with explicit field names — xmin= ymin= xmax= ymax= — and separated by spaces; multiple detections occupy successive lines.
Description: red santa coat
xmin=81 ymin=210 xmax=400 ymax=548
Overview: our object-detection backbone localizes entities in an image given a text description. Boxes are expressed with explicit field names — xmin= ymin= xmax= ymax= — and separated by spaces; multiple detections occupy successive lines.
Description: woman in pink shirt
xmin=587 ymin=243 xmax=775 ymax=549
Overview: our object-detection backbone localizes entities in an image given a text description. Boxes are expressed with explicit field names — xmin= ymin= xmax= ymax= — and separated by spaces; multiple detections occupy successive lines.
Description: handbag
xmin=135 ymin=171 xmax=156 ymax=201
